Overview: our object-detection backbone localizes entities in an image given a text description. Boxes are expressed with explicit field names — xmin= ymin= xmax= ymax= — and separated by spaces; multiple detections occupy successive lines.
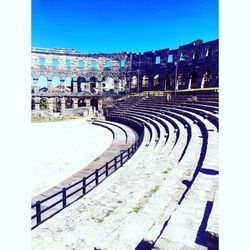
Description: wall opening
xmin=168 ymin=54 xmax=173 ymax=63
xmin=65 ymin=60 xmax=71 ymax=67
xmin=91 ymin=60 xmax=97 ymax=68
xmin=155 ymin=56 xmax=160 ymax=64
xmin=52 ymin=59 xmax=59 ymax=66
xmin=38 ymin=58 xmax=45 ymax=66
xmin=105 ymin=60 xmax=111 ymax=68
xmin=78 ymin=60 xmax=84 ymax=68
xmin=120 ymin=60 xmax=126 ymax=67
xmin=38 ymin=75 xmax=47 ymax=88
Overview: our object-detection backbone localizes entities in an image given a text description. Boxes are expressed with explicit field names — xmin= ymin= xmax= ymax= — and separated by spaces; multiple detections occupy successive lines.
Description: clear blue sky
xmin=32 ymin=0 xmax=218 ymax=53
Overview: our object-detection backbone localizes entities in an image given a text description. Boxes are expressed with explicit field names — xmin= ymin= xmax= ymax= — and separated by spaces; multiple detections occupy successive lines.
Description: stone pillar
xmin=72 ymin=78 xmax=77 ymax=93
xmin=33 ymin=78 xmax=39 ymax=93
xmin=85 ymin=98 xmax=90 ymax=107
xmin=47 ymin=79 xmax=52 ymax=92
xmin=48 ymin=98 xmax=54 ymax=113
xmin=60 ymin=97 xmax=65 ymax=114
xmin=73 ymin=98 xmax=78 ymax=109
xmin=159 ymin=78 xmax=165 ymax=91
xmin=60 ymin=80 xmax=65 ymax=91
xmin=34 ymin=97 xmax=40 ymax=111
xmin=99 ymin=98 xmax=103 ymax=110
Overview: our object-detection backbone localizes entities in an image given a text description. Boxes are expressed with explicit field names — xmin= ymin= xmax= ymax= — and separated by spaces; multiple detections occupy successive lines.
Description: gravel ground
xmin=31 ymin=118 xmax=113 ymax=197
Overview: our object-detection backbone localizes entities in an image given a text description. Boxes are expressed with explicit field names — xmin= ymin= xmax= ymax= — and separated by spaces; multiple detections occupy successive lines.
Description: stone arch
xmin=142 ymin=75 xmax=149 ymax=90
xmin=90 ymin=76 xmax=98 ymax=93
xmin=77 ymin=76 xmax=86 ymax=92
xmin=165 ymin=74 xmax=173 ymax=90
xmin=131 ymin=75 xmax=137 ymax=91
xmin=65 ymin=97 xmax=73 ymax=109
xmin=189 ymin=71 xmax=198 ymax=89
xmin=64 ymin=76 xmax=72 ymax=92
xmin=78 ymin=98 xmax=86 ymax=107
xmin=38 ymin=75 xmax=47 ymax=88
xmin=118 ymin=77 xmax=126 ymax=92
xmin=39 ymin=97 xmax=48 ymax=110
xmin=102 ymin=75 xmax=115 ymax=92
xmin=52 ymin=75 xmax=60 ymax=89
xmin=177 ymin=73 xmax=185 ymax=90
xmin=153 ymin=74 xmax=160 ymax=90
xmin=201 ymin=69 xmax=212 ymax=88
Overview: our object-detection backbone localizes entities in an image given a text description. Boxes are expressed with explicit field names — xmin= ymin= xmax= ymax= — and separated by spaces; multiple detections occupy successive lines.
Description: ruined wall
xmin=31 ymin=39 xmax=218 ymax=93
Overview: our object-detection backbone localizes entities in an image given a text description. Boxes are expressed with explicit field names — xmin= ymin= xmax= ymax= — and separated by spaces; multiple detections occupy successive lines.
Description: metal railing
xmin=31 ymin=118 xmax=144 ymax=230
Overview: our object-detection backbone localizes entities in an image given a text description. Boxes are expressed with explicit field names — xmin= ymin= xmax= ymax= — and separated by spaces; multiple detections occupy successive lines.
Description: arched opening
xmin=38 ymin=75 xmax=47 ymax=89
xmin=90 ymin=97 xmax=98 ymax=110
xmin=90 ymin=76 xmax=98 ymax=93
xmin=142 ymin=75 xmax=149 ymax=90
xmin=31 ymin=99 xmax=35 ymax=110
xmin=64 ymin=76 xmax=72 ymax=92
xmin=78 ymin=98 xmax=86 ymax=107
xmin=52 ymin=76 xmax=61 ymax=92
xmin=118 ymin=78 xmax=126 ymax=93
xmin=131 ymin=76 xmax=137 ymax=92
xmin=177 ymin=73 xmax=185 ymax=90
xmin=189 ymin=72 xmax=197 ymax=89
xmin=153 ymin=74 xmax=160 ymax=90
xmin=201 ymin=70 xmax=211 ymax=88
xmin=65 ymin=97 xmax=73 ymax=109
xmin=77 ymin=76 xmax=86 ymax=92
xmin=39 ymin=98 xmax=48 ymax=110
xmin=165 ymin=74 xmax=173 ymax=90
xmin=102 ymin=76 xmax=114 ymax=93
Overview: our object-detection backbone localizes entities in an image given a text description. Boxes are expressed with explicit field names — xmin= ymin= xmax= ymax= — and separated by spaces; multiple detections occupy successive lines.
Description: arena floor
xmin=31 ymin=118 xmax=113 ymax=197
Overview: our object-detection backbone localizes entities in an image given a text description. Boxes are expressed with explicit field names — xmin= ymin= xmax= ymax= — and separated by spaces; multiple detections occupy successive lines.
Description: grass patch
xmin=132 ymin=206 xmax=141 ymax=213
xmin=96 ymin=219 xmax=103 ymax=224
xmin=150 ymin=185 xmax=160 ymax=194
xmin=106 ymin=210 xmax=113 ymax=217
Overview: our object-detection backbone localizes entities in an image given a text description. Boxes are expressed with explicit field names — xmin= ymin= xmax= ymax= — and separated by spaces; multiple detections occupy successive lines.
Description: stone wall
xmin=31 ymin=39 xmax=218 ymax=95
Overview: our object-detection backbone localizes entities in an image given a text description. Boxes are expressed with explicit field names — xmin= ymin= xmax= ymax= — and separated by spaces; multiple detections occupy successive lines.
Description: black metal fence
xmin=31 ymin=117 xmax=144 ymax=230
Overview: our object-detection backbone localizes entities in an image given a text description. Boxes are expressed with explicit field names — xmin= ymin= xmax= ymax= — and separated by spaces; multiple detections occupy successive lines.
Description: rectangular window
xmin=52 ymin=59 xmax=59 ymax=66
xmin=155 ymin=56 xmax=160 ymax=64
xmin=120 ymin=60 xmax=126 ymax=67
xmin=39 ymin=58 xmax=45 ymax=66
xmin=65 ymin=59 xmax=71 ymax=67
xmin=78 ymin=60 xmax=84 ymax=68
xmin=168 ymin=54 xmax=173 ymax=63
xmin=91 ymin=60 xmax=97 ymax=68
xmin=106 ymin=60 xmax=111 ymax=68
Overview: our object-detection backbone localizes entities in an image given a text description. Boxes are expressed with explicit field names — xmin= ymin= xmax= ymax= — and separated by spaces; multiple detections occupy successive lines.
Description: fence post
xmin=62 ymin=188 xmax=66 ymax=208
xmin=82 ymin=177 xmax=86 ymax=195
xmin=36 ymin=200 xmax=41 ymax=225
xmin=95 ymin=169 xmax=99 ymax=185
xmin=105 ymin=162 xmax=109 ymax=177
xmin=128 ymin=148 xmax=130 ymax=159
xmin=120 ymin=153 xmax=123 ymax=166
xmin=114 ymin=156 xmax=117 ymax=170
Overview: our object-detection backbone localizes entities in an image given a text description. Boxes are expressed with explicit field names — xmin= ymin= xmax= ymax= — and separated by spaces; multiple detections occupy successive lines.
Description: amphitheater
xmin=31 ymin=39 xmax=219 ymax=250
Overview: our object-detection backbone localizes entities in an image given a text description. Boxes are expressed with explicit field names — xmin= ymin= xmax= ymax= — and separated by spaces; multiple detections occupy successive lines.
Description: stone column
xmin=48 ymin=98 xmax=54 ymax=113
xmin=72 ymin=77 xmax=77 ymax=93
xmin=33 ymin=78 xmax=39 ymax=93
xmin=60 ymin=97 xmax=65 ymax=114
xmin=47 ymin=79 xmax=52 ymax=92
xmin=85 ymin=98 xmax=90 ymax=107
xmin=73 ymin=98 xmax=78 ymax=109
xmin=60 ymin=79 xmax=65 ymax=91
xmin=34 ymin=97 xmax=40 ymax=111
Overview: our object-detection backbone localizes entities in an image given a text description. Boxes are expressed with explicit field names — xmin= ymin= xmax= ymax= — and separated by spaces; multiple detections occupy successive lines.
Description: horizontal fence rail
xmin=31 ymin=117 xmax=144 ymax=230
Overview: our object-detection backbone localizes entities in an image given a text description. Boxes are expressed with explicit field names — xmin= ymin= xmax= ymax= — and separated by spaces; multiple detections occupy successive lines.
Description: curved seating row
xmin=31 ymin=93 xmax=219 ymax=250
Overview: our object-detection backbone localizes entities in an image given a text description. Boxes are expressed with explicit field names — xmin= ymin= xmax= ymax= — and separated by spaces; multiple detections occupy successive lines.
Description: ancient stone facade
xmin=31 ymin=39 xmax=218 ymax=111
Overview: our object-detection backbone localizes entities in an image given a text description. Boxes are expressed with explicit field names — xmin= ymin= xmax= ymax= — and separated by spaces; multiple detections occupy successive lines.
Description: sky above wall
xmin=32 ymin=0 xmax=218 ymax=53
